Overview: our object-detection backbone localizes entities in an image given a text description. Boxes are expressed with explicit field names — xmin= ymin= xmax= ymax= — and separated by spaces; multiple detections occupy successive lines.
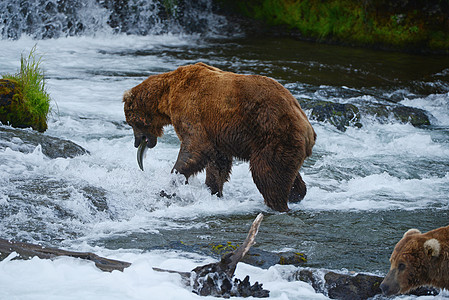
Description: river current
xmin=1 ymin=4 xmax=449 ymax=299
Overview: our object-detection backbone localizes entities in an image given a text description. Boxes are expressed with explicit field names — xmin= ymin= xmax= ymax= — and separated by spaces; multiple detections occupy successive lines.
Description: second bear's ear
xmin=423 ymin=238 xmax=441 ymax=257
xmin=403 ymin=228 xmax=421 ymax=238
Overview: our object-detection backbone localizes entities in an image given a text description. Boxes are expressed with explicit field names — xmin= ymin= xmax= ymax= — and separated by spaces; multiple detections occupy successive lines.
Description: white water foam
xmin=1 ymin=34 xmax=449 ymax=299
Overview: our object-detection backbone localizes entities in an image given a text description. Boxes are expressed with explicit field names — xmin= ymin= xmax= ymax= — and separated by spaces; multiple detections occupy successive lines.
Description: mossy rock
xmin=359 ymin=103 xmax=430 ymax=127
xmin=163 ymin=241 xmax=307 ymax=269
xmin=0 ymin=78 xmax=47 ymax=132
xmin=391 ymin=105 xmax=430 ymax=126
xmin=298 ymin=99 xmax=362 ymax=131
xmin=298 ymin=98 xmax=430 ymax=130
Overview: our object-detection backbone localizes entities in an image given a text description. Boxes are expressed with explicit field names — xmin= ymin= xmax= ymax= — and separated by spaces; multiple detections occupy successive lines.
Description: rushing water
xmin=1 ymin=1 xmax=449 ymax=299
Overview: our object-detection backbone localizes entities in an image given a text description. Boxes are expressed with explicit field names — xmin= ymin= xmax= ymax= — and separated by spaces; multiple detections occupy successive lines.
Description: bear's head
xmin=123 ymin=75 xmax=171 ymax=148
xmin=380 ymin=228 xmax=441 ymax=296
xmin=123 ymin=89 xmax=156 ymax=148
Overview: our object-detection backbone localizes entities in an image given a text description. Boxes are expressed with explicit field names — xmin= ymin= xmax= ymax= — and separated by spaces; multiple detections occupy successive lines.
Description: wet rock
xmin=298 ymin=98 xmax=430 ymax=131
xmin=163 ymin=241 xmax=307 ymax=269
xmin=0 ymin=125 xmax=88 ymax=158
xmin=293 ymin=269 xmax=439 ymax=299
xmin=0 ymin=78 xmax=16 ymax=107
xmin=391 ymin=105 xmax=430 ymax=126
xmin=298 ymin=99 xmax=362 ymax=131
xmin=360 ymin=103 xmax=430 ymax=127
xmin=324 ymin=271 xmax=383 ymax=300
xmin=296 ymin=269 xmax=325 ymax=294
xmin=241 ymin=248 xmax=307 ymax=269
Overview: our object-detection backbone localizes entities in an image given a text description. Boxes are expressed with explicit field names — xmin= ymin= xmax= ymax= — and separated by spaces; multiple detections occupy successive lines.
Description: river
xmin=0 ymin=1 xmax=449 ymax=299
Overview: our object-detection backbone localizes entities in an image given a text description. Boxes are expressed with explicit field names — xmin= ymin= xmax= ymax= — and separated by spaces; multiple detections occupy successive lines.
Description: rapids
xmin=1 ymin=1 xmax=448 ymax=299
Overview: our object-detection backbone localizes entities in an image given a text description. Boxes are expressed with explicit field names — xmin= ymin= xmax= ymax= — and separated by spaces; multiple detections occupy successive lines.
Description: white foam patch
xmin=298 ymin=172 xmax=449 ymax=211
xmin=0 ymin=250 xmax=442 ymax=300
xmin=1 ymin=250 xmax=329 ymax=300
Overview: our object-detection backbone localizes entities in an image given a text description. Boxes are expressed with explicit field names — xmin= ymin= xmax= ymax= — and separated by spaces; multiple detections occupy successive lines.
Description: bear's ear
xmin=403 ymin=228 xmax=421 ymax=238
xmin=423 ymin=238 xmax=441 ymax=257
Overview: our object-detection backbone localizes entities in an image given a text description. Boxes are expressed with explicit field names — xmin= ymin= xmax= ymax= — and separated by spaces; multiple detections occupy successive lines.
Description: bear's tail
xmin=122 ymin=89 xmax=133 ymax=103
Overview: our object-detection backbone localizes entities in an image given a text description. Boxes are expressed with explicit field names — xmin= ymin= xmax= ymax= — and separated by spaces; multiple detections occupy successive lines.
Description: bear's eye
xmin=398 ymin=263 xmax=406 ymax=271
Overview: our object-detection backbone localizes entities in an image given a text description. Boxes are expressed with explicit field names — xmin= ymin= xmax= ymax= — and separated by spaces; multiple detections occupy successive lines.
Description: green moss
xmin=1 ymin=46 xmax=50 ymax=132
xmin=209 ymin=241 xmax=239 ymax=256
xmin=227 ymin=0 xmax=449 ymax=52
xmin=278 ymin=252 xmax=307 ymax=265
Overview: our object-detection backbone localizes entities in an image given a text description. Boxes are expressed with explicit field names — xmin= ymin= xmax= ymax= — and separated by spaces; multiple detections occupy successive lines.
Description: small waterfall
xmin=0 ymin=0 xmax=234 ymax=39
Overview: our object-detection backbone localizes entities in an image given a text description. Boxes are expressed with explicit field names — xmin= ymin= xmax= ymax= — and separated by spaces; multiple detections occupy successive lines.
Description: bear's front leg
xmin=172 ymin=142 xmax=210 ymax=182
xmin=205 ymin=153 xmax=232 ymax=197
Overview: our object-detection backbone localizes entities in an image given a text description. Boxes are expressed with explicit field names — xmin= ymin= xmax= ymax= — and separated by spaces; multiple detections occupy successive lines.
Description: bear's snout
xmin=380 ymin=282 xmax=391 ymax=296
xmin=380 ymin=271 xmax=400 ymax=296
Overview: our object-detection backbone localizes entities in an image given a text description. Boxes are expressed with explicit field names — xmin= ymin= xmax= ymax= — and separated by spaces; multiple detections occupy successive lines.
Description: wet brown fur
xmin=123 ymin=62 xmax=316 ymax=212
xmin=380 ymin=225 xmax=449 ymax=295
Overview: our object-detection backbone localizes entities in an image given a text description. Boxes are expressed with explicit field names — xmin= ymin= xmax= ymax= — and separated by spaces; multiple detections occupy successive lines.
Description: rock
xmin=163 ymin=241 xmax=307 ymax=270
xmin=241 ymin=248 xmax=307 ymax=269
xmin=298 ymin=99 xmax=362 ymax=131
xmin=0 ymin=78 xmax=16 ymax=107
xmin=298 ymin=98 xmax=430 ymax=131
xmin=360 ymin=103 xmax=430 ymax=127
xmin=0 ymin=125 xmax=89 ymax=159
xmin=391 ymin=105 xmax=430 ymax=126
xmin=296 ymin=269 xmax=326 ymax=294
xmin=292 ymin=269 xmax=439 ymax=300
xmin=0 ymin=78 xmax=48 ymax=132
xmin=324 ymin=271 xmax=383 ymax=300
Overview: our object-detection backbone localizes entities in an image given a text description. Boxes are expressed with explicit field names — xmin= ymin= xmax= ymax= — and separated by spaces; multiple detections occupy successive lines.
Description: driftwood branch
xmin=0 ymin=238 xmax=131 ymax=272
xmin=154 ymin=213 xmax=269 ymax=298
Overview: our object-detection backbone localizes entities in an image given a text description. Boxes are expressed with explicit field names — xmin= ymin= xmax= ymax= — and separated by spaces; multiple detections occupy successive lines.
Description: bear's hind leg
xmin=288 ymin=173 xmax=307 ymax=203
xmin=249 ymin=151 xmax=297 ymax=212
xmin=205 ymin=153 xmax=232 ymax=197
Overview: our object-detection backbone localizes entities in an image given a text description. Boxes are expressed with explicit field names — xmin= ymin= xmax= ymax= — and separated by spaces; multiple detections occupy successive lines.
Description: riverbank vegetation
xmin=0 ymin=47 xmax=50 ymax=132
xmin=217 ymin=0 xmax=449 ymax=53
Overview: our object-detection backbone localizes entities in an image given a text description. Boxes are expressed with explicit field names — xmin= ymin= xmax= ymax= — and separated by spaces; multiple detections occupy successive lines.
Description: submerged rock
xmin=0 ymin=125 xmax=88 ymax=158
xmin=298 ymin=98 xmax=430 ymax=131
xmin=298 ymin=99 xmax=362 ymax=131
xmin=160 ymin=241 xmax=307 ymax=270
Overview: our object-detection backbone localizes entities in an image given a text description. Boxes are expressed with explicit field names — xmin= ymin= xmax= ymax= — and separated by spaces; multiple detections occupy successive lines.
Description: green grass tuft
xmin=2 ymin=46 xmax=50 ymax=132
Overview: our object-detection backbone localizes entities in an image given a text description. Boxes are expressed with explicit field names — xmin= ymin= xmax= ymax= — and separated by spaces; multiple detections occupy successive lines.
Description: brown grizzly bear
xmin=380 ymin=225 xmax=449 ymax=296
xmin=123 ymin=62 xmax=316 ymax=212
